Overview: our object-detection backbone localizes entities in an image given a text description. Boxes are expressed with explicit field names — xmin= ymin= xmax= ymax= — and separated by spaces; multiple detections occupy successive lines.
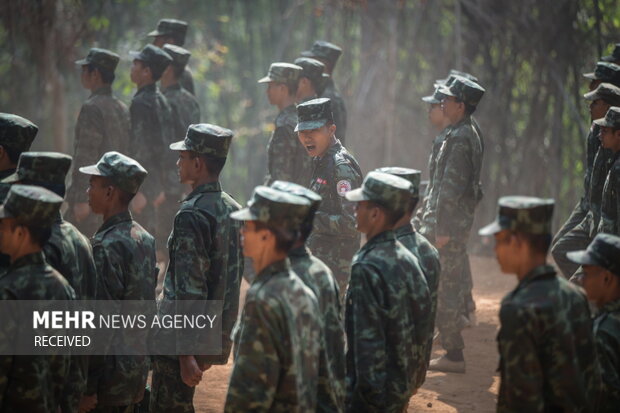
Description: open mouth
xmin=305 ymin=145 xmax=316 ymax=152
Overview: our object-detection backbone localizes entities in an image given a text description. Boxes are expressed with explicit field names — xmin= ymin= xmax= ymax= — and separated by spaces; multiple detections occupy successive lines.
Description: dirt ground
xmin=191 ymin=254 xmax=517 ymax=412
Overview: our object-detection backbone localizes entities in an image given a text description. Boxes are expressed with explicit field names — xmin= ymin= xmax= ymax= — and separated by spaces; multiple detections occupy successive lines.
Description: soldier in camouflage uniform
xmin=296 ymin=98 xmax=362 ymax=301
xmin=128 ymin=44 xmax=175 ymax=244
xmin=78 ymin=152 xmax=157 ymax=413
xmin=0 ymin=184 xmax=75 ymax=412
xmin=378 ymin=166 xmax=440 ymax=390
xmin=226 ymin=186 xmax=321 ymax=412
xmin=294 ymin=57 xmax=329 ymax=104
xmin=158 ymin=44 xmax=201 ymax=258
xmin=417 ymin=77 xmax=484 ymax=373
xmin=479 ymin=196 xmax=600 ymax=412
xmin=270 ymin=180 xmax=345 ymax=413
xmin=301 ymin=41 xmax=348 ymax=145
xmin=344 ymin=171 xmax=431 ymax=412
xmin=149 ymin=19 xmax=195 ymax=95
xmin=596 ymin=107 xmax=620 ymax=237
xmin=552 ymin=66 xmax=620 ymax=278
xmin=150 ymin=124 xmax=243 ymax=413
xmin=568 ymin=233 xmax=620 ymax=411
xmin=258 ymin=62 xmax=312 ymax=187
xmin=2 ymin=151 xmax=98 ymax=412
xmin=68 ymin=48 xmax=131 ymax=237
xmin=603 ymin=43 xmax=620 ymax=65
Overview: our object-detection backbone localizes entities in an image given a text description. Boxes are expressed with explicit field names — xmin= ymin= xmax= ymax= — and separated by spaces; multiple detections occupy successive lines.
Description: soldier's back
xmin=594 ymin=299 xmax=620 ymax=411
xmin=598 ymin=153 xmax=620 ymax=235
xmin=163 ymin=84 xmax=200 ymax=140
xmin=179 ymin=66 xmax=195 ymax=95
xmin=321 ymin=78 xmax=347 ymax=144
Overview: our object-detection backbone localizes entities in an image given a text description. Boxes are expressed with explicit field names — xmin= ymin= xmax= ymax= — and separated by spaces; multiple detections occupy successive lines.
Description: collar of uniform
xmin=282 ymin=103 xmax=296 ymax=115
xmin=394 ymin=222 xmax=415 ymax=238
xmin=136 ymin=83 xmax=157 ymax=96
xmin=255 ymin=258 xmax=290 ymax=281
xmin=97 ymin=210 xmax=132 ymax=234
xmin=600 ymin=298 xmax=620 ymax=316
xmin=184 ymin=182 xmax=221 ymax=201
xmin=53 ymin=210 xmax=63 ymax=224
xmin=10 ymin=251 xmax=46 ymax=271
xmin=517 ymin=264 xmax=556 ymax=288
xmin=288 ymin=244 xmax=310 ymax=259
xmin=359 ymin=229 xmax=396 ymax=254
xmin=316 ymin=139 xmax=342 ymax=162
xmin=91 ymin=85 xmax=112 ymax=97
xmin=449 ymin=116 xmax=472 ymax=132
xmin=0 ymin=168 xmax=16 ymax=181
xmin=163 ymin=83 xmax=182 ymax=93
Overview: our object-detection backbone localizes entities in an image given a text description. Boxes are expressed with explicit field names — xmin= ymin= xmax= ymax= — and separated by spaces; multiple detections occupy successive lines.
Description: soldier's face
xmin=0 ymin=218 xmax=21 ymax=256
xmin=600 ymin=127 xmax=620 ymax=151
xmin=176 ymin=151 xmax=197 ymax=184
xmin=428 ymin=104 xmax=445 ymax=128
xmin=298 ymin=124 xmax=336 ymax=157
xmin=130 ymin=60 xmax=147 ymax=84
xmin=493 ymin=230 xmax=520 ymax=273
xmin=589 ymin=79 xmax=602 ymax=91
xmin=581 ymin=265 xmax=609 ymax=307
xmin=87 ymin=176 xmax=110 ymax=214
xmin=589 ymin=99 xmax=609 ymax=121
xmin=441 ymin=96 xmax=464 ymax=124
xmin=240 ymin=221 xmax=270 ymax=258
xmin=80 ymin=66 xmax=94 ymax=89
xmin=354 ymin=201 xmax=373 ymax=233
xmin=266 ymin=82 xmax=286 ymax=105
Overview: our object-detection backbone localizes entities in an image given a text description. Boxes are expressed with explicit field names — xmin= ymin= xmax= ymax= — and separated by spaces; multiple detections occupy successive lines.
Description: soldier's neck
xmin=515 ymin=255 xmax=547 ymax=281
xmin=253 ymin=251 xmax=287 ymax=275
xmin=103 ymin=205 xmax=129 ymax=223
xmin=277 ymin=95 xmax=296 ymax=111
xmin=136 ymin=79 xmax=155 ymax=90
xmin=88 ymin=79 xmax=107 ymax=92
xmin=160 ymin=77 xmax=178 ymax=90
xmin=191 ymin=174 xmax=218 ymax=191
xmin=9 ymin=244 xmax=42 ymax=264
xmin=394 ymin=213 xmax=413 ymax=230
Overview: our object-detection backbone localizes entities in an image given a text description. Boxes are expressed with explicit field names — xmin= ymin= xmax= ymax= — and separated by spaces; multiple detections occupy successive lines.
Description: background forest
xmin=1 ymin=0 xmax=619 ymax=250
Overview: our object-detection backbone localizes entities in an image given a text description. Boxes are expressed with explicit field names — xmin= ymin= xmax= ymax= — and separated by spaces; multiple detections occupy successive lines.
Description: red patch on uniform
xmin=337 ymin=180 xmax=352 ymax=197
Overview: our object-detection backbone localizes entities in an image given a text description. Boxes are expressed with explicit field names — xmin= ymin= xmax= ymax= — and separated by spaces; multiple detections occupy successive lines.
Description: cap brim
xmin=478 ymin=220 xmax=503 ymax=236
xmin=230 ymin=208 xmax=258 ymax=221
xmin=566 ymin=250 xmax=599 ymax=267
xmin=129 ymin=51 xmax=142 ymax=60
xmin=1 ymin=172 xmax=19 ymax=184
xmin=344 ymin=188 xmax=367 ymax=202
xmin=300 ymin=50 xmax=314 ymax=58
xmin=582 ymin=72 xmax=596 ymax=80
xmin=295 ymin=119 xmax=328 ymax=132
xmin=593 ymin=118 xmax=612 ymax=127
xmin=583 ymin=90 xmax=596 ymax=100
xmin=422 ymin=95 xmax=440 ymax=104
xmin=601 ymin=55 xmax=614 ymax=62
xmin=0 ymin=205 xmax=11 ymax=220
xmin=75 ymin=58 xmax=89 ymax=65
xmin=78 ymin=165 xmax=103 ymax=176
xmin=169 ymin=140 xmax=189 ymax=151
xmin=147 ymin=29 xmax=164 ymax=37
xmin=257 ymin=75 xmax=273 ymax=84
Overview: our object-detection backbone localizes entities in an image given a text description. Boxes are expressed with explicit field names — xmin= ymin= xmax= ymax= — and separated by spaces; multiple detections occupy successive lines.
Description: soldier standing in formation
xmin=149 ymin=19 xmax=195 ymax=95
xmin=294 ymin=57 xmax=329 ymax=104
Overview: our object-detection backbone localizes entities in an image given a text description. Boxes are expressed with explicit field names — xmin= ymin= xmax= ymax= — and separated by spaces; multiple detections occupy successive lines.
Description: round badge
xmin=337 ymin=180 xmax=352 ymax=197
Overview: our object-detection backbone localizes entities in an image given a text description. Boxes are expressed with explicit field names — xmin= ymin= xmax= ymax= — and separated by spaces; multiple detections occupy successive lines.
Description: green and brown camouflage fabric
xmin=593 ymin=298 xmax=620 ymax=411
xmin=75 ymin=48 xmax=120 ymax=74
xmin=79 ymin=151 xmax=147 ymax=195
xmin=169 ymin=123 xmax=232 ymax=158
xmin=345 ymin=170 xmax=413 ymax=214
xmin=225 ymin=259 xmax=321 ymax=413
xmin=345 ymin=230 xmax=431 ymax=412
xmin=0 ymin=184 xmax=62 ymax=226
xmin=258 ymin=63 xmax=302 ymax=88
xmin=496 ymin=265 xmax=600 ymax=412
xmin=598 ymin=154 xmax=620 ymax=235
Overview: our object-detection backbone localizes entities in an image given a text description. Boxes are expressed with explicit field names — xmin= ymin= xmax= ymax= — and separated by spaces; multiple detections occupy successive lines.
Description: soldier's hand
xmin=179 ymin=355 xmax=203 ymax=387
xmin=153 ymin=191 xmax=166 ymax=208
xmin=435 ymin=235 xmax=451 ymax=249
xmin=78 ymin=394 xmax=97 ymax=412
xmin=198 ymin=362 xmax=212 ymax=372
xmin=73 ymin=202 xmax=91 ymax=222
xmin=131 ymin=191 xmax=148 ymax=214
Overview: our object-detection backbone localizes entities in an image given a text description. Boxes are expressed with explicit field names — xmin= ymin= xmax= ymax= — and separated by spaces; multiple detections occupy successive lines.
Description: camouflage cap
xmin=294 ymin=57 xmax=329 ymax=86
xmin=376 ymin=167 xmax=422 ymax=198
xmin=593 ymin=106 xmax=620 ymax=129
xmin=582 ymin=61 xmax=620 ymax=85
xmin=301 ymin=40 xmax=343 ymax=66
xmin=147 ymin=19 xmax=188 ymax=40
xmin=422 ymin=86 xmax=447 ymax=104
xmin=583 ymin=83 xmax=620 ymax=106
xmin=270 ymin=180 xmax=322 ymax=219
xmin=2 ymin=152 xmax=72 ymax=187
xmin=478 ymin=196 xmax=554 ymax=236
xmin=257 ymin=62 xmax=302 ymax=87
xmin=230 ymin=186 xmax=311 ymax=230
xmin=435 ymin=70 xmax=480 ymax=87
xmin=169 ymin=123 xmax=233 ymax=158
xmin=295 ymin=97 xmax=333 ymax=132
xmin=0 ymin=113 xmax=38 ymax=152
xmin=129 ymin=44 xmax=172 ymax=74
xmin=162 ymin=44 xmax=191 ymax=68
xmin=345 ymin=171 xmax=413 ymax=213
xmin=0 ymin=184 xmax=63 ymax=227
xmin=78 ymin=151 xmax=147 ymax=194
xmin=602 ymin=43 xmax=620 ymax=63
xmin=75 ymin=48 xmax=120 ymax=73
xmin=439 ymin=77 xmax=485 ymax=107
xmin=567 ymin=233 xmax=620 ymax=275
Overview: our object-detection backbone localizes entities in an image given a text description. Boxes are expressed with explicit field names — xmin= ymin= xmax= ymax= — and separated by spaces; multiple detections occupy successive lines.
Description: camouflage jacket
xmin=593 ymin=298 xmax=620 ymax=412
xmin=44 ymin=212 xmax=97 ymax=299
xmin=161 ymin=181 xmax=243 ymax=363
xmin=0 ymin=252 xmax=75 ymax=412
xmin=394 ymin=222 xmax=440 ymax=389
xmin=289 ymin=245 xmax=345 ymax=413
xmin=496 ymin=265 xmax=600 ymax=413
xmin=320 ymin=78 xmax=347 ymax=145
xmin=419 ymin=117 xmax=483 ymax=244
xmin=345 ymin=230 xmax=431 ymax=413
xmin=597 ymin=153 xmax=620 ymax=235
xmin=129 ymin=83 xmax=175 ymax=199
xmin=225 ymin=259 xmax=321 ymax=413
xmin=583 ymin=145 xmax=615 ymax=236
xmin=87 ymin=211 xmax=157 ymax=405
xmin=68 ymin=85 xmax=131 ymax=204
xmin=0 ymin=170 xmax=13 ymax=268
xmin=264 ymin=104 xmax=312 ymax=187
xmin=179 ymin=66 xmax=195 ymax=96
xmin=583 ymin=124 xmax=602 ymax=212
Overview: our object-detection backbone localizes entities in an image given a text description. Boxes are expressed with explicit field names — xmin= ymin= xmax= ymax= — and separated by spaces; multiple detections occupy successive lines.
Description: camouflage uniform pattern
xmin=87 ymin=211 xmax=157 ymax=407
xmin=0 ymin=113 xmax=38 ymax=203
xmin=496 ymin=265 xmax=600 ymax=412
xmin=288 ymin=245 xmax=345 ymax=412
xmin=225 ymin=259 xmax=321 ymax=413
xmin=598 ymin=153 xmax=620 ymax=235
xmin=345 ymin=230 xmax=431 ymax=412
xmin=593 ymin=298 xmax=620 ymax=411
xmin=320 ymin=78 xmax=347 ymax=144
xmin=307 ymin=140 xmax=362 ymax=299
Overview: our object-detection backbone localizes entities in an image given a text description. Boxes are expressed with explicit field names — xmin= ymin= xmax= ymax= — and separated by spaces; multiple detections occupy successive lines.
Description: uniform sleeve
xmin=595 ymin=323 xmax=620 ymax=407
xmin=598 ymin=166 xmax=620 ymax=235
xmin=68 ymin=104 xmax=105 ymax=204
xmin=345 ymin=262 xmax=387 ymax=411
xmin=130 ymin=99 xmax=162 ymax=199
xmin=265 ymin=125 xmax=299 ymax=185
xmin=224 ymin=297 xmax=281 ymax=412
xmin=313 ymin=163 xmax=360 ymax=238
xmin=435 ymin=136 xmax=473 ymax=238
xmin=169 ymin=211 xmax=212 ymax=300
xmin=497 ymin=303 xmax=544 ymax=413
